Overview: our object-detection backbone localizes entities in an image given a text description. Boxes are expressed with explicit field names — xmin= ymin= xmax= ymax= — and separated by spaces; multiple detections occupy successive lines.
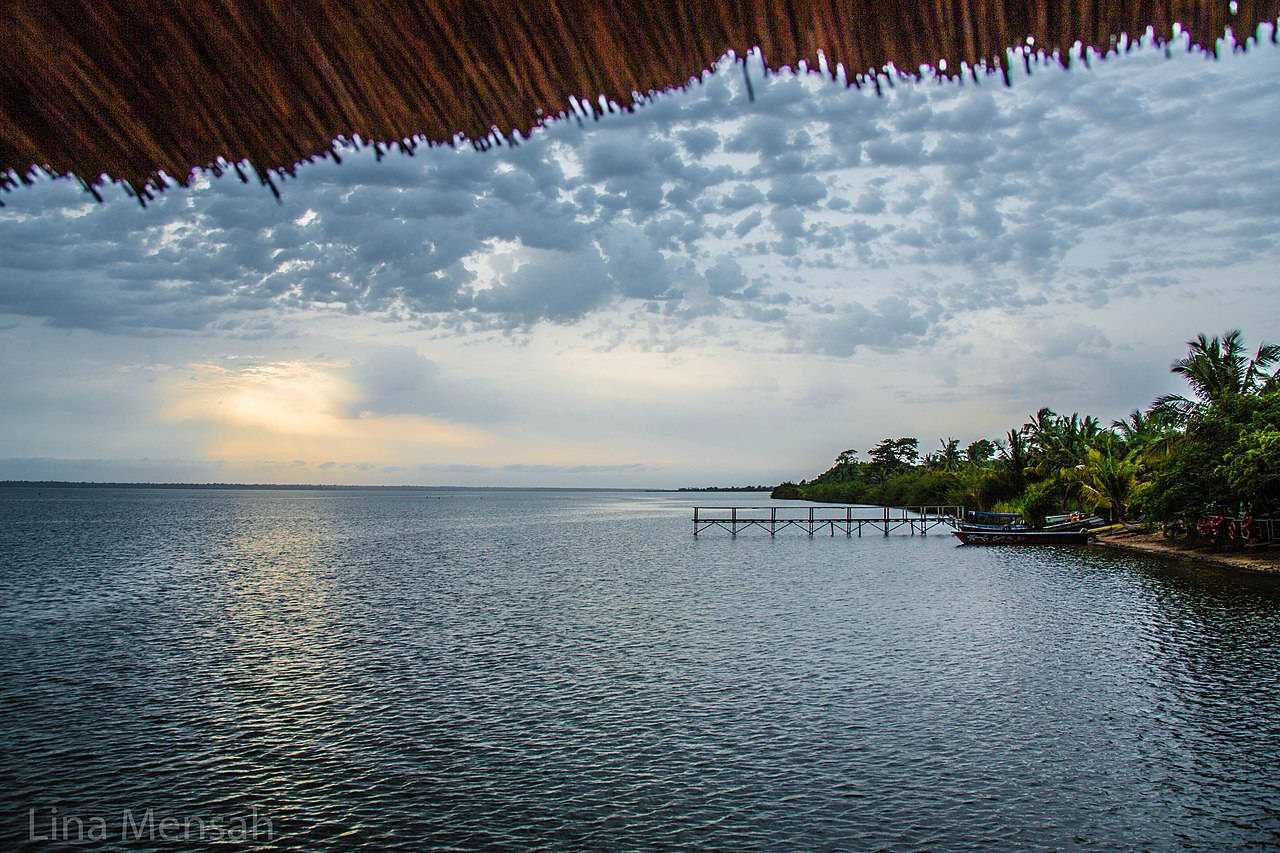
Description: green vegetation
xmin=773 ymin=330 xmax=1280 ymax=531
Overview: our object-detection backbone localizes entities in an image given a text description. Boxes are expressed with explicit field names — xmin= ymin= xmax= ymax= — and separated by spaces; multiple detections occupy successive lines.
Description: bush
xmin=1016 ymin=480 xmax=1059 ymax=527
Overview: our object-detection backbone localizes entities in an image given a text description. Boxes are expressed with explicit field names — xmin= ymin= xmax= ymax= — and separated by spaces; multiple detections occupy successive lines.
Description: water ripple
xmin=3 ymin=487 xmax=1280 ymax=849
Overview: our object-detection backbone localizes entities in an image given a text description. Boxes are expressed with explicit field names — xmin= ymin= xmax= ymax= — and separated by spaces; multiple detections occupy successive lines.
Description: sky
xmin=1 ymin=32 xmax=1278 ymax=488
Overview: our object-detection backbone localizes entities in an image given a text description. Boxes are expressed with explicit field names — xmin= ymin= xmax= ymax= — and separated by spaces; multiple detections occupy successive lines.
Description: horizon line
xmin=0 ymin=480 xmax=776 ymax=492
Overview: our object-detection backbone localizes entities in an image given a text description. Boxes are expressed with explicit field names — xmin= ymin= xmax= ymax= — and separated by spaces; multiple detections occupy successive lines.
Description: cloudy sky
xmin=2 ymin=33 xmax=1278 ymax=487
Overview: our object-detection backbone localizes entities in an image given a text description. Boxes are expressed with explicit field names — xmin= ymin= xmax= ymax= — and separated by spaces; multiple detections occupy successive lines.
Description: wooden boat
xmin=953 ymin=510 xmax=1095 ymax=545
xmin=1042 ymin=512 xmax=1105 ymax=531
xmin=953 ymin=528 xmax=1094 ymax=545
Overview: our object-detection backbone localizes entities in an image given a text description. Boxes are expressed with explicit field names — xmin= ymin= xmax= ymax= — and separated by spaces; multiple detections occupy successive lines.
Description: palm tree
xmin=1023 ymin=406 xmax=1057 ymax=444
xmin=1072 ymin=447 xmax=1140 ymax=523
xmin=1152 ymin=330 xmax=1280 ymax=422
xmin=989 ymin=429 xmax=1028 ymax=496
xmin=965 ymin=439 xmax=996 ymax=466
xmin=1112 ymin=408 xmax=1177 ymax=466
xmin=832 ymin=449 xmax=858 ymax=480
xmin=1001 ymin=430 xmax=1028 ymax=483
xmin=1026 ymin=410 xmax=1095 ymax=477
xmin=936 ymin=438 xmax=961 ymax=473
xmin=1113 ymin=409 xmax=1152 ymax=450
xmin=1021 ymin=409 xmax=1108 ymax=510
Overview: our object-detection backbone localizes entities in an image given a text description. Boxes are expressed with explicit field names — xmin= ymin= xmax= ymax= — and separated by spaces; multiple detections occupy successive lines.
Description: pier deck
xmin=693 ymin=505 xmax=963 ymax=537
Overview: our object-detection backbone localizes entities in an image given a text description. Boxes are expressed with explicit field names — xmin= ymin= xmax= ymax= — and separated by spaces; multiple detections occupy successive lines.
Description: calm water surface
xmin=3 ymin=487 xmax=1280 ymax=849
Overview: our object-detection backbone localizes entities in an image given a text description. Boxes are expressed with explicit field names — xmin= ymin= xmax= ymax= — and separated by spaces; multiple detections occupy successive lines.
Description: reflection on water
xmin=3 ymin=487 xmax=1280 ymax=849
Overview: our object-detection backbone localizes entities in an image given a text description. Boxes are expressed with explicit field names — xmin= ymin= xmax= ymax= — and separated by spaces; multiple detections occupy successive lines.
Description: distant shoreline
xmin=0 ymin=479 xmax=448 ymax=491
xmin=0 ymin=481 xmax=770 ymax=493
xmin=0 ymin=481 xmax=625 ymax=492
xmin=674 ymin=486 xmax=773 ymax=492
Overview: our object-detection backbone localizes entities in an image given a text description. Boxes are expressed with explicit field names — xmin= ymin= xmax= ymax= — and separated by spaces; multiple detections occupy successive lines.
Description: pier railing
xmin=693 ymin=505 xmax=964 ymax=537
xmin=1256 ymin=517 xmax=1280 ymax=545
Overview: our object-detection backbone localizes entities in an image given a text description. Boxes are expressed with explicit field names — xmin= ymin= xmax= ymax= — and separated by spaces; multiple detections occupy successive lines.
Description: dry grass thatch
xmin=2 ymin=0 xmax=1277 ymax=199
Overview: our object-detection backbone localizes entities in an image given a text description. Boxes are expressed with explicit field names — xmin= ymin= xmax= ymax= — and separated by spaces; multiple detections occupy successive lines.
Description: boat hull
xmin=953 ymin=529 xmax=1093 ymax=545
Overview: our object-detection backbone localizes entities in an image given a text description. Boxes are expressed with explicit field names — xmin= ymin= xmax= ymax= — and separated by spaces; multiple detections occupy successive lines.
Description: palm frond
xmin=1149 ymin=393 xmax=1199 ymax=424
xmin=1244 ymin=342 xmax=1280 ymax=392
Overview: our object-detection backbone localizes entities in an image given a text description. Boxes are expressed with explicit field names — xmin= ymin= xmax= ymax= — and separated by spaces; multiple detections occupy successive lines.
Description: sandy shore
xmin=1093 ymin=530 xmax=1280 ymax=574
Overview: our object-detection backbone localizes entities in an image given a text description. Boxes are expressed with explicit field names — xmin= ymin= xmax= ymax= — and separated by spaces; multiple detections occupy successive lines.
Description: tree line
xmin=772 ymin=330 xmax=1280 ymax=530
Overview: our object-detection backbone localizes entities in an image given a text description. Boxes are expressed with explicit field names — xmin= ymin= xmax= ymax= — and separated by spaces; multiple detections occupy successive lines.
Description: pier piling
xmin=692 ymin=506 xmax=964 ymax=537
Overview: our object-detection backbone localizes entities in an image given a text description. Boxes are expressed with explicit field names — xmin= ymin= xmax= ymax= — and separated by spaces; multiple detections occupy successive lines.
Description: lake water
xmin=3 ymin=487 xmax=1280 ymax=849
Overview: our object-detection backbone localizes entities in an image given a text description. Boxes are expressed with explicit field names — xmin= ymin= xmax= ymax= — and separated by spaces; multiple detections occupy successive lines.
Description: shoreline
xmin=1093 ymin=531 xmax=1280 ymax=575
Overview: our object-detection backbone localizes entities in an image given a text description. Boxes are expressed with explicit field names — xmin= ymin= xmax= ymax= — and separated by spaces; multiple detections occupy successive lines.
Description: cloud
xmin=678 ymin=127 xmax=721 ymax=157
xmin=4 ymin=40 xmax=1280 ymax=489
xmin=705 ymin=257 xmax=747 ymax=296
xmin=766 ymin=174 xmax=827 ymax=206
xmin=473 ymin=262 xmax=597 ymax=326
xmin=346 ymin=346 xmax=455 ymax=418
xmin=598 ymin=226 xmax=678 ymax=300
xmin=160 ymin=357 xmax=493 ymax=468
xmin=770 ymin=207 xmax=805 ymax=239
xmin=580 ymin=136 xmax=669 ymax=181
xmin=726 ymin=115 xmax=792 ymax=157
xmin=733 ymin=210 xmax=764 ymax=237
xmin=502 ymin=463 xmax=651 ymax=474
xmin=0 ymin=39 xmax=1276 ymax=363
xmin=853 ymin=189 xmax=886 ymax=214
xmin=1037 ymin=324 xmax=1113 ymax=360
xmin=802 ymin=295 xmax=937 ymax=357
xmin=864 ymin=136 xmax=925 ymax=166
xmin=721 ymin=182 xmax=765 ymax=211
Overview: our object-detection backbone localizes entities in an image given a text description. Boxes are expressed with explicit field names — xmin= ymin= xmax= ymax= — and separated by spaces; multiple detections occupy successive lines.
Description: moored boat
xmin=954 ymin=510 xmax=1096 ymax=545
xmin=958 ymin=510 xmax=1027 ymax=533
xmin=1042 ymin=511 xmax=1106 ymax=531
xmin=953 ymin=528 xmax=1094 ymax=545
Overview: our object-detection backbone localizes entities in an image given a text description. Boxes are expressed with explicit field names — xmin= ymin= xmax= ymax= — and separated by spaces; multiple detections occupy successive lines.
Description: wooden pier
xmin=693 ymin=505 xmax=963 ymax=537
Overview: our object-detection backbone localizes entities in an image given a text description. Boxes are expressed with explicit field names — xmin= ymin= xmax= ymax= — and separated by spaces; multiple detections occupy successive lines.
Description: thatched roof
xmin=2 ymin=0 xmax=1277 ymax=199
